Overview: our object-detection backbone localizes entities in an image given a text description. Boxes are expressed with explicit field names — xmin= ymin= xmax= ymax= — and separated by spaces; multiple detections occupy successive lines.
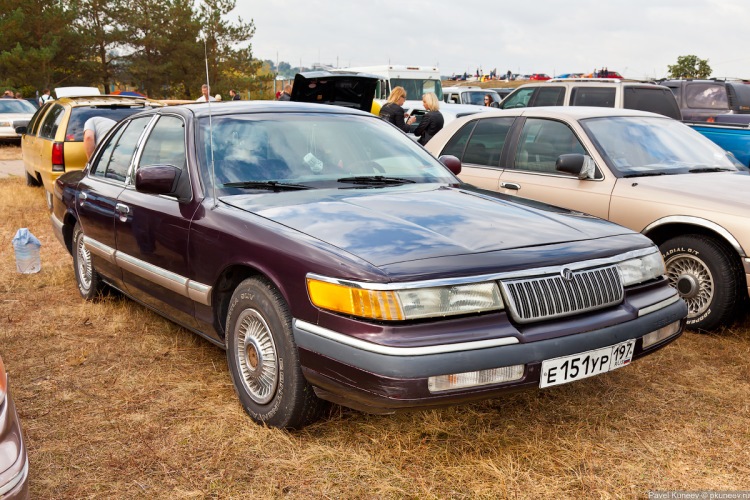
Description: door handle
xmin=116 ymin=203 xmax=131 ymax=215
xmin=500 ymin=182 xmax=521 ymax=191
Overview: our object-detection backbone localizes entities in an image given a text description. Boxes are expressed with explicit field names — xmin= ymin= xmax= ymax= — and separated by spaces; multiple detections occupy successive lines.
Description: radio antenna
xmin=204 ymin=36 xmax=217 ymax=208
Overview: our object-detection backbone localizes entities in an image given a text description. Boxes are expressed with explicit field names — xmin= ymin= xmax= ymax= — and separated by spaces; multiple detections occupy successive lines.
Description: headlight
xmin=617 ymin=250 xmax=666 ymax=286
xmin=0 ymin=121 xmax=12 ymax=127
xmin=307 ymin=277 xmax=504 ymax=320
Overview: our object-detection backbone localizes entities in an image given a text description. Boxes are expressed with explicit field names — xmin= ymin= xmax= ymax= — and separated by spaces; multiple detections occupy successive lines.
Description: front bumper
xmin=294 ymin=296 xmax=687 ymax=414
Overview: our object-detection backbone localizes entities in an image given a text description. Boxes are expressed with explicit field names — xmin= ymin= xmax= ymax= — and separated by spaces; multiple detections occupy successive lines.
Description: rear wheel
xmin=225 ymin=277 xmax=327 ymax=429
xmin=73 ymin=223 xmax=104 ymax=300
xmin=25 ymin=171 xmax=40 ymax=187
xmin=660 ymin=235 xmax=740 ymax=331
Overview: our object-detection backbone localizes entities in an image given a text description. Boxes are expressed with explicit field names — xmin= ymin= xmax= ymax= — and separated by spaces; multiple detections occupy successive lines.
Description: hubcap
xmin=665 ymin=253 xmax=713 ymax=318
xmin=235 ymin=309 xmax=278 ymax=404
xmin=76 ymin=235 xmax=92 ymax=291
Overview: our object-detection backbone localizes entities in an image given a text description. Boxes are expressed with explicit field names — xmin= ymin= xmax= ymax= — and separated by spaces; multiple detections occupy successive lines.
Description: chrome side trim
xmin=307 ymin=247 xmax=658 ymax=291
xmin=294 ymin=320 xmax=519 ymax=356
xmin=84 ymin=236 xmax=116 ymax=264
xmin=0 ymin=456 xmax=28 ymax=496
xmin=642 ymin=215 xmax=746 ymax=258
xmin=82 ymin=236 xmax=212 ymax=306
xmin=638 ymin=294 xmax=681 ymax=317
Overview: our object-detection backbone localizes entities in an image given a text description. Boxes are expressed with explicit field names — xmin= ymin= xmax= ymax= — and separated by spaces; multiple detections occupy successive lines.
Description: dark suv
xmin=658 ymin=79 xmax=734 ymax=121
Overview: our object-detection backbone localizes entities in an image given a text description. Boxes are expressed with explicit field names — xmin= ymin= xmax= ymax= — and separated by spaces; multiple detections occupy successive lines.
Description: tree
xmin=668 ymin=55 xmax=712 ymax=79
xmin=0 ymin=0 xmax=88 ymax=93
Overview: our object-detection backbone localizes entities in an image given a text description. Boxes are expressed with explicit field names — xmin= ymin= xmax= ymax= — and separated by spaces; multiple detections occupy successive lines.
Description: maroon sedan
xmin=0 ymin=354 xmax=29 ymax=498
xmin=51 ymin=101 xmax=686 ymax=429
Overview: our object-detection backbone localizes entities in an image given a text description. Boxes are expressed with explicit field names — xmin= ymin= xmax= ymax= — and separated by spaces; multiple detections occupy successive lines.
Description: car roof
xmin=56 ymin=95 xmax=163 ymax=107
xmin=461 ymin=105 xmax=665 ymax=121
xmin=160 ymin=100 xmax=376 ymax=119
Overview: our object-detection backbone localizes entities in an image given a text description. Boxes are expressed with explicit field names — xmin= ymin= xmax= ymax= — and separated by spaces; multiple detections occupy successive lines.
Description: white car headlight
xmin=617 ymin=250 xmax=666 ymax=286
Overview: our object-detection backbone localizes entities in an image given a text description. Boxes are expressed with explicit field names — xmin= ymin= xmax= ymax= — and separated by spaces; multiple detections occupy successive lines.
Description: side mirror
xmin=135 ymin=165 xmax=180 ymax=196
xmin=439 ymin=155 xmax=462 ymax=175
xmin=556 ymin=154 xmax=595 ymax=180
xmin=15 ymin=126 xmax=27 ymax=135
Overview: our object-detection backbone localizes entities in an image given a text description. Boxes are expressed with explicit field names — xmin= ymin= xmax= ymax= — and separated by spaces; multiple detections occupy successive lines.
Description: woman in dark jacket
xmin=379 ymin=86 xmax=415 ymax=132
xmin=413 ymin=92 xmax=444 ymax=146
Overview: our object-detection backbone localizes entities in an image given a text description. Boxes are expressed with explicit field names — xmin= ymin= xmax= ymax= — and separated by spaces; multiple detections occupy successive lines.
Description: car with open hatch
xmin=425 ymin=106 xmax=750 ymax=331
xmin=50 ymin=101 xmax=686 ymax=429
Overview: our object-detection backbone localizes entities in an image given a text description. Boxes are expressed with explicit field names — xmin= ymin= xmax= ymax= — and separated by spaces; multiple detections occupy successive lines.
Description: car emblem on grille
xmin=561 ymin=268 xmax=574 ymax=281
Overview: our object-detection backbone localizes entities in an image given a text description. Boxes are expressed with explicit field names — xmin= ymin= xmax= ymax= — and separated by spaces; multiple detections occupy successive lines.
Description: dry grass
xmin=1 ymin=176 xmax=749 ymax=498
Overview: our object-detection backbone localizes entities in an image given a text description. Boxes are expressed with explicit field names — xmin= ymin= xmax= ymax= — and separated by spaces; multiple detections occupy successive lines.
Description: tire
xmin=225 ymin=277 xmax=327 ymax=429
xmin=660 ymin=235 xmax=740 ymax=331
xmin=73 ymin=223 xmax=105 ymax=300
xmin=26 ymin=171 xmax=41 ymax=187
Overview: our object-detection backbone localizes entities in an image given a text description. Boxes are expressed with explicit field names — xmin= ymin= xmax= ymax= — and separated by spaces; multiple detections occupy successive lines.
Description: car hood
xmin=221 ymin=184 xmax=636 ymax=267
xmin=0 ymin=112 xmax=33 ymax=121
xmin=613 ymin=171 xmax=750 ymax=215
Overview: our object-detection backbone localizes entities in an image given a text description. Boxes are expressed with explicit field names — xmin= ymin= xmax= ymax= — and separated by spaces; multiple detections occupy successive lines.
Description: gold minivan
xmin=19 ymin=93 xmax=162 ymax=198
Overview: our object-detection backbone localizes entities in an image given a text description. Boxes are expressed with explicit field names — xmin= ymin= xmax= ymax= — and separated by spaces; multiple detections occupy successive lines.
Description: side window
xmin=91 ymin=117 xmax=152 ymax=182
xmin=570 ymin=87 xmax=616 ymax=107
xmin=440 ymin=121 xmax=477 ymax=159
xmin=685 ymin=83 xmax=728 ymax=109
xmin=514 ymin=118 xmax=586 ymax=174
xmin=500 ymin=88 xmax=535 ymax=109
xmin=530 ymin=87 xmax=565 ymax=107
xmin=26 ymin=105 xmax=49 ymax=136
xmin=462 ymin=118 xmax=515 ymax=167
xmin=138 ymin=116 xmax=186 ymax=170
xmin=39 ymin=104 xmax=65 ymax=140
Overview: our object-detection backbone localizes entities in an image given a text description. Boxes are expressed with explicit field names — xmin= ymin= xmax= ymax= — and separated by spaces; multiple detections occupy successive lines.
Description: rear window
xmin=727 ymin=83 xmax=750 ymax=112
xmin=623 ymin=87 xmax=682 ymax=120
xmin=65 ymin=105 xmax=154 ymax=141
xmin=570 ymin=87 xmax=616 ymax=107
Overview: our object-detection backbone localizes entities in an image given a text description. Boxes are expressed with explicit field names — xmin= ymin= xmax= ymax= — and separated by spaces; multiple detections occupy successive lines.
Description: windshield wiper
xmin=336 ymin=175 xmax=416 ymax=185
xmin=223 ymin=180 xmax=311 ymax=191
xmin=687 ymin=167 xmax=732 ymax=173
xmin=622 ymin=172 xmax=675 ymax=178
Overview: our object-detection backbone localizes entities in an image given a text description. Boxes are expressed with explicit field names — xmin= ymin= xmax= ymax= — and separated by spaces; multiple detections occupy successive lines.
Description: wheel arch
xmin=61 ymin=212 xmax=78 ymax=255
xmin=211 ymin=264 xmax=286 ymax=341
xmin=642 ymin=216 xmax=746 ymax=259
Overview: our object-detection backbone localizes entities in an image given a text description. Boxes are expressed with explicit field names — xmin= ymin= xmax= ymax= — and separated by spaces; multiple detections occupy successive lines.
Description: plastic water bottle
xmin=12 ymin=228 xmax=41 ymax=274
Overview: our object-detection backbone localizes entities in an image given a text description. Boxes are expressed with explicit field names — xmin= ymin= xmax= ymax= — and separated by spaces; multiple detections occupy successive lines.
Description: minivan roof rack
xmin=547 ymin=78 xmax=621 ymax=83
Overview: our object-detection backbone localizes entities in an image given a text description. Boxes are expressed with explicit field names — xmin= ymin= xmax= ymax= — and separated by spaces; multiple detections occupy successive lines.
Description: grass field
xmin=1 ymin=145 xmax=749 ymax=498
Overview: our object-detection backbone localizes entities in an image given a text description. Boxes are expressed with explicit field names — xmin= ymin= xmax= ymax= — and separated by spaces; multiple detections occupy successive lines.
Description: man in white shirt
xmin=83 ymin=116 xmax=117 ymax=159
xmin=196 ymin=84 xmax=216 ymax=102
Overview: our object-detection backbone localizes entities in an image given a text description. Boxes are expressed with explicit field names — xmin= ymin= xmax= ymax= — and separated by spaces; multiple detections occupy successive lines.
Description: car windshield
xmin=197 ymin=112 xmax=457 ymax=194
xmin=0 ymin=99 xmax=36 ymax=113
xmin=581 ymin=116 xmax=747 ymax=176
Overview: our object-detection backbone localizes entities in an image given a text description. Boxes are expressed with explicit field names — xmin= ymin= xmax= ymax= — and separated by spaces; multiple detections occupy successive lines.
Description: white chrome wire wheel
xmin=665 ymin=253 xmax=713 ymax=319
xmin=234 ymin=308 xmax=278 ymax=405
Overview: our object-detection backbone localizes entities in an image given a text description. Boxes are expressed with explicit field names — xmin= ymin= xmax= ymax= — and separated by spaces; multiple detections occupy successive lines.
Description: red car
xmin=529 ymin=73 xmax=551 ymax=81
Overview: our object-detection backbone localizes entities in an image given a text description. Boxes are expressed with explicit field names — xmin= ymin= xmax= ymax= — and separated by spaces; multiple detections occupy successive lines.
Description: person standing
xmin=83 ymin=117 xmax=117 ymax=159
xmin=196 ymin=84 xmax=216 ymax=102
xmin=379 ymin=86 xmax=415 ymax=132
xmin=39 ymin=89 xmax=54 ymax=106
xmin=278 ymin=84 xmax=292 ymax=101
xmin=413 ymin=93 xmax=444 ymax=146
xmin=229 ymin=89 xmax=241 ymax=100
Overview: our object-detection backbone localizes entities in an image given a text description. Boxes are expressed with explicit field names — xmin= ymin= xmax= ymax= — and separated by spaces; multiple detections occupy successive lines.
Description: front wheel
xmin=73 ymin=223 xmax=105 ymax=300
xmin=660 ymin=235 xmax=740 ymax=331
xmin=225 ymin=277 xmax=327 ymax=429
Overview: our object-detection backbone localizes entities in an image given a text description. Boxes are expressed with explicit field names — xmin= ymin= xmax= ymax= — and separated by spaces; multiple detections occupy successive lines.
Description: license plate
xmin=540 ymin=340 xmax=635 ymax=389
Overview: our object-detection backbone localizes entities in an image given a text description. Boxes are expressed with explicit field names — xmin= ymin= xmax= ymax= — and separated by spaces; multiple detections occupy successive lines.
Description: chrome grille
xmin=499 ymin=265 xmax=623 ymax=323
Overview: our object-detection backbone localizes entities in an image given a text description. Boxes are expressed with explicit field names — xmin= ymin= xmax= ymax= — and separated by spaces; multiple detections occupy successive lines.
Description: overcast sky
xmin=232 ymin=0 xmax=750 ymax=80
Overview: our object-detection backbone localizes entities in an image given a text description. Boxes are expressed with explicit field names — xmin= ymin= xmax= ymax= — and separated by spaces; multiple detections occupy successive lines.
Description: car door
xmin=75 ymin=116 xmax=152 ymax=288
xmin=114 ymin=114 xmax=199 ymax=329
xmin=440 ymin=117 xmax=517 ymax=189
xmin=21 ymin=104 xmax=49 ymax=181
xmin=497 ymin=117 xmax=615 ymax=219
